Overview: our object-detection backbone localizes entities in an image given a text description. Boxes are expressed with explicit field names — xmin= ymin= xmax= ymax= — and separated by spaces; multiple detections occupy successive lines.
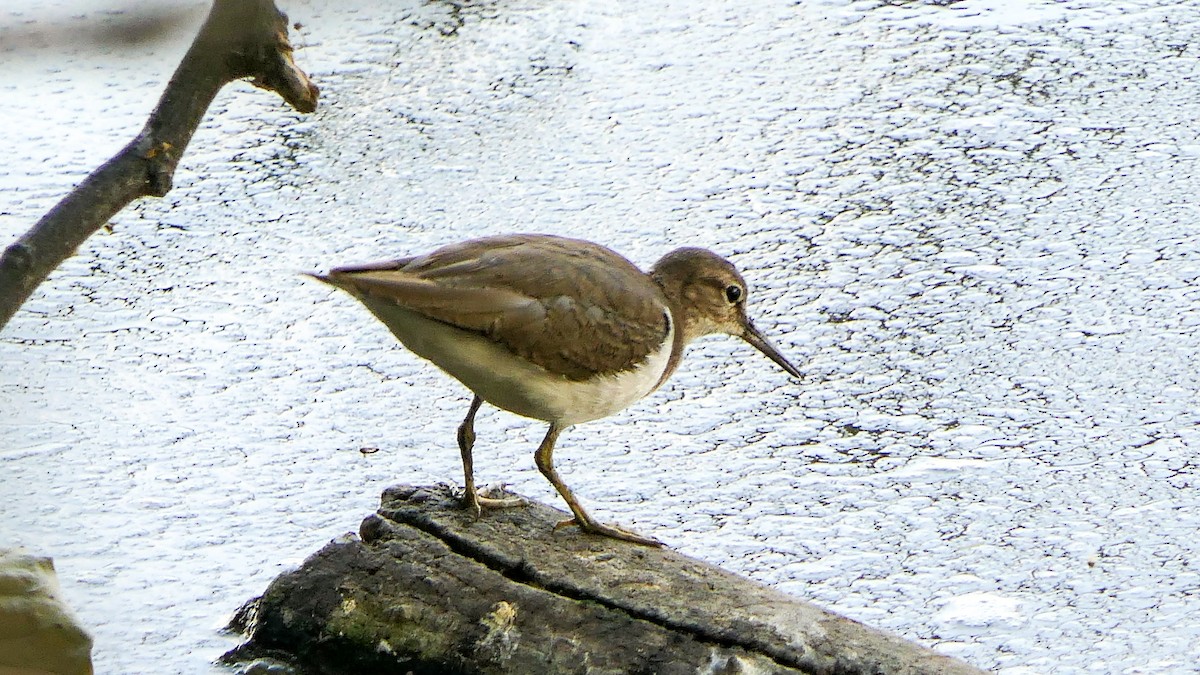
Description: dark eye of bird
xmin=725 ymin=284 xmax=743 ymax=304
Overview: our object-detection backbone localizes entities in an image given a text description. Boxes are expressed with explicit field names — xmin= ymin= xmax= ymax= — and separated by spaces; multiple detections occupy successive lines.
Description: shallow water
xmin=2 ymin=1 xmax=1198 ymax=672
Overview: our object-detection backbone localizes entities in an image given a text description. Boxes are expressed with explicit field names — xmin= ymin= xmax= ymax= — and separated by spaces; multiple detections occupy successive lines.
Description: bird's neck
xmin=651 ymin=272 xmax=709 ymax=345
xmin=649 ymin=274 xmax=699 ymax=392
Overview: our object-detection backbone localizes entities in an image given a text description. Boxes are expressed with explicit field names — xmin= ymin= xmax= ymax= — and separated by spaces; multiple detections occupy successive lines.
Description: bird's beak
xmin=741 ymin=319 xmax=802 ymax=380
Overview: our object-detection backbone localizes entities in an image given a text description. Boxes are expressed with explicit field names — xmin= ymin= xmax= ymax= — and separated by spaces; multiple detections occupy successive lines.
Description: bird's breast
xmin=527 ymin=322 xmax=675 ymax=426
xmin=358 ymin=297 xmax=675 ymax=426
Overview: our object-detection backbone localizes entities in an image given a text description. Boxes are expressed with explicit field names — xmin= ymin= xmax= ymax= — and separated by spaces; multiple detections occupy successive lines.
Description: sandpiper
xmin=309 ymin=233 xmax=801 ymax=546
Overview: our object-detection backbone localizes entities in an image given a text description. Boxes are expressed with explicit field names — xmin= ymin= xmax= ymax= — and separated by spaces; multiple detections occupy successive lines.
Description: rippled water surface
xmin=2 ymin=1 xmax=1198 ymax=672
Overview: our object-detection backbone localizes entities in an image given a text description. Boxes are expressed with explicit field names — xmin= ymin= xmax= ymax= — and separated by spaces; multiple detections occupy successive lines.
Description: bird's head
xmin=650 ymin=247 xmax=801 ymax=379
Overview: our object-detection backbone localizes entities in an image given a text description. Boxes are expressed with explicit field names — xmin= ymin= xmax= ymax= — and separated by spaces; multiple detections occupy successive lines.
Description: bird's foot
xmin=554 ymin=517 xmax=663 ymax=547
xmin=478 ymin=495 xmax=528 ymax=510
xmin=461 ymin=484 xmax=528 ymax=518
xmin=478 ymin=483 xmax=528 ymax=509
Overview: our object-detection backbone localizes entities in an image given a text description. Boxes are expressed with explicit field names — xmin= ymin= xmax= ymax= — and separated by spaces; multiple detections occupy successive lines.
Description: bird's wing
xmin=323 ymin=235 xmax=671 ymax=380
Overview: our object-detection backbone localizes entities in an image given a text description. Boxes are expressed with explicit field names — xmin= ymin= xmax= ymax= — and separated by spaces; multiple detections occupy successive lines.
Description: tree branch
xmin=0 ymin=0 xmax=318 ymax=331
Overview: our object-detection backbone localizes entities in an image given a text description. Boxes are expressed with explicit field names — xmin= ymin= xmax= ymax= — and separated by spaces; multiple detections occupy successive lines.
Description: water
xmin=2 ymin=1 xmax=1198 ymax=672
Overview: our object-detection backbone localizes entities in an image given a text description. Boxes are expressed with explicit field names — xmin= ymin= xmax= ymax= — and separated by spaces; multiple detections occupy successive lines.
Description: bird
xmin=308 ymin=233 xmax=801 ymax=546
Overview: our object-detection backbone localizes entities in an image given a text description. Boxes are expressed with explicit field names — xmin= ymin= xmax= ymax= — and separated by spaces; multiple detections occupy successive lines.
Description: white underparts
xmin=359 ymin=297 xmax=674 ymax=426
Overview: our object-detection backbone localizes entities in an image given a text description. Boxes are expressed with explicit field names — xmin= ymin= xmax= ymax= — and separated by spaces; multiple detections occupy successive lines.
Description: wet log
xmin=224 ymin=485 xmax=986 ymax=675
xmin=0 ymin=0 xmax=318 ymax=331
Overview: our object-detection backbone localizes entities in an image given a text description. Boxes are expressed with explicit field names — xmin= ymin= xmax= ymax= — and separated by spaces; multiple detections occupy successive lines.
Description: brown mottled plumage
xmin=324 ymin=235 xmax=670 ymax=381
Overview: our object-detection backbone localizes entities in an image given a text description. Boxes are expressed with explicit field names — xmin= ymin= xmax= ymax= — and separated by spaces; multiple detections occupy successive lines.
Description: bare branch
xmin=0 ymin=0 xmax=318 ymax=331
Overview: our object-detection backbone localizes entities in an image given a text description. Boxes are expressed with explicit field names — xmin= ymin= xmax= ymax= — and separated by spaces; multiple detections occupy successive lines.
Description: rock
xmin=0 ymin=548 xmax=94 ymax=675
xmin=223 ymin=485 xmax=986 ymax=675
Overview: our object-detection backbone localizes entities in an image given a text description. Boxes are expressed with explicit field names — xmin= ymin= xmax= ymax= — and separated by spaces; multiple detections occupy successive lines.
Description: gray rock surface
xmin=225 ymin=485 xmax=986 ymax=675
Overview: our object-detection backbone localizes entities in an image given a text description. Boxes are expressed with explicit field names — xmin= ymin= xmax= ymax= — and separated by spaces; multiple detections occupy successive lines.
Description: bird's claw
xmin=462 ymin=485 xmax=528 ymax=519
xmin=555 ymin=517 xmax=663 ymax=547
xmin=478 ymin=495 xmax=528 ymax=510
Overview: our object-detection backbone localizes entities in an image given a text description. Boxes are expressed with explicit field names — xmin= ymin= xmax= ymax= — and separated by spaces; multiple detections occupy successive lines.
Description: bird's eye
xmin=725 ymin=284 xmax=743 ymax=304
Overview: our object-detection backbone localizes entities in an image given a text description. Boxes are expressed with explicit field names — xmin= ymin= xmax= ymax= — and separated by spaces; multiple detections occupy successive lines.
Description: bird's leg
xmin=457 ymin=395 xmax=524 ymax=517
xmin=457 ymin=395 xmax=484 ymax=517
xmin=534 ymin=424 xmax=662 ymax=547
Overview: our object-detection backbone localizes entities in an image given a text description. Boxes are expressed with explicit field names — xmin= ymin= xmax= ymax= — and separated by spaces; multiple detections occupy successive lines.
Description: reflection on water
xmin=2 ymin=1 xmax=1199 ymax=672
